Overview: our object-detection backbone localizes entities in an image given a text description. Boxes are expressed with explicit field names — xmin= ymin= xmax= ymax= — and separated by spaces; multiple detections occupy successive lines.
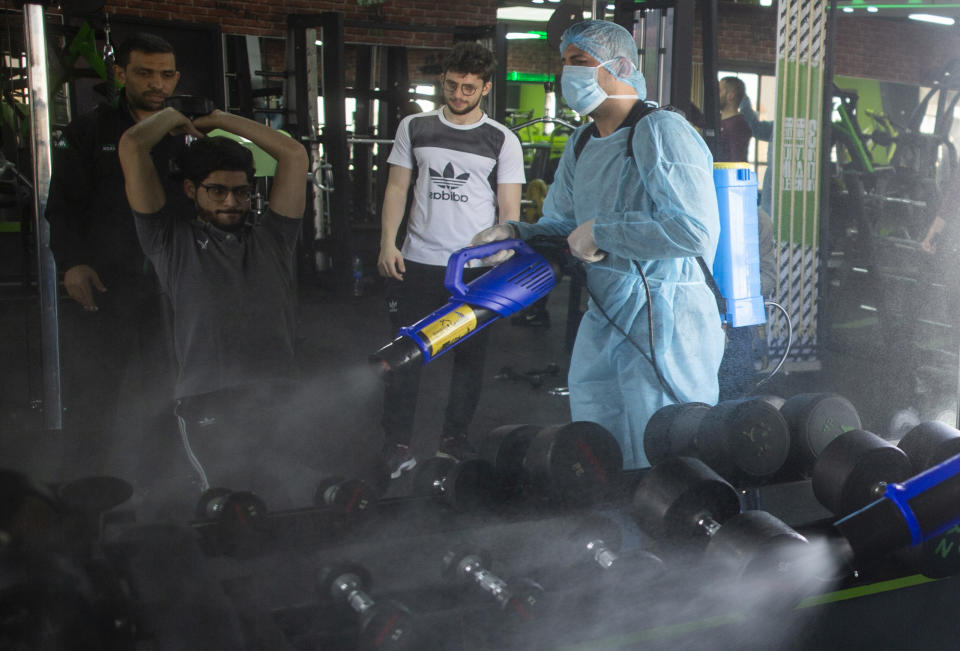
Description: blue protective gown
xmin=515 ymin=108 xmax=725 ymax=469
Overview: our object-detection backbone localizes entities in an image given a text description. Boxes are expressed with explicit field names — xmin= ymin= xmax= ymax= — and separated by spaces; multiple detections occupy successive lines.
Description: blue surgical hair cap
xmin=559 ymin=20 xmax=646 ymax=99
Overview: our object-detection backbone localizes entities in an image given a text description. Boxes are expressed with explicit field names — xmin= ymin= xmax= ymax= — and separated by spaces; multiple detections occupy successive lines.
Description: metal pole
xmin=700 ymin=0 xmax=721 ymax=158
xmin=24 ymin=2 xmax=62 ymax=430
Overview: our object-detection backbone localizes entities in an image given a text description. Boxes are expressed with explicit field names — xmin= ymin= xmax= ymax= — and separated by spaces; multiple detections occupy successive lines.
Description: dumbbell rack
xmin=95 ymin=467 xmax=960 ymax=651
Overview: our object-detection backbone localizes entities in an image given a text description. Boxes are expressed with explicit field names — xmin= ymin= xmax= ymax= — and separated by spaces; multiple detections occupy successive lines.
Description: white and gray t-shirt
xmin=388 ymin=107 xmax=525 ymax=266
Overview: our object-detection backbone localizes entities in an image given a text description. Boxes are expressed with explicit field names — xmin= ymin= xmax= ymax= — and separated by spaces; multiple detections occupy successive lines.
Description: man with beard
xmin=118 ymin=107 xmax=310 ymax=505
xmin=47 ymin=33 xmax=182 ymax=435
xmin=376 ymin=42 xmax=524 ymax=478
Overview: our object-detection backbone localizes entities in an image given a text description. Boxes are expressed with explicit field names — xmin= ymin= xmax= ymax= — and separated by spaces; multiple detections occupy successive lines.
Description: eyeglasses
xmin=442 ymin=77 xmax=482 ymax=97
xmin=198 ymin=183 xmax=253 ymax=202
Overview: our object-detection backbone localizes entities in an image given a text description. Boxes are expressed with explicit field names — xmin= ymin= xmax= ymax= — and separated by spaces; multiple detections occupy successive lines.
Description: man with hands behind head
xmin=119 ymin=107 xmax=310 ymax=503
xmin=473 ymin=20 xmax=724 ymax=470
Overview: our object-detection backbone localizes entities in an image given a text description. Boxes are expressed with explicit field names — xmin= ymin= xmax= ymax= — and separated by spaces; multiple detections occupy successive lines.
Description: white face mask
xmin=561 ymin=59 xmax=637 ymax=115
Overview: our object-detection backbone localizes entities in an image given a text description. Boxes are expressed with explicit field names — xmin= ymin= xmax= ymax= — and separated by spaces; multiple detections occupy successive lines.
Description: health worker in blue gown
xmin=473 ymin=20 xmax=724 ymax=469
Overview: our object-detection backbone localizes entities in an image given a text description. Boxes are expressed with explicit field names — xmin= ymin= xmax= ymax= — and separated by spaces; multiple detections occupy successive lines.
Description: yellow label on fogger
xmin=417 ymin=305 xmax=478 ymax=357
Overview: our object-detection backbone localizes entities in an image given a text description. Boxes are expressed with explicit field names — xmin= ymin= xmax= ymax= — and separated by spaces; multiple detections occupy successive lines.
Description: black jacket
xmin=47 ymin=93 xmax=184 ymax=278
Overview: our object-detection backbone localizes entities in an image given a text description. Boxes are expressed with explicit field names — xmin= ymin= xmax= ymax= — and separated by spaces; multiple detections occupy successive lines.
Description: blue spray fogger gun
xmin=833 ymin=451 xmax=960 ymax=561
xmin=370 ymin=239 xmax=556 ymax=374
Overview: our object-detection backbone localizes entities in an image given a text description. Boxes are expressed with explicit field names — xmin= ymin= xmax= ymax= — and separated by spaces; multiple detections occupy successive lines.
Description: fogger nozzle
xmin=835 ymin=452 xmax=960 ymax=560
xmin=370 ymin=239 xmax=555 ymax=375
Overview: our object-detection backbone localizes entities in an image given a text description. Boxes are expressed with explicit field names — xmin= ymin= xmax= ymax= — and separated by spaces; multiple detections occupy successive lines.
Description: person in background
xmin=376 ymin=42 xmax=524 ymax=478
xmin=46 ymin=33 xmax=182 ymax=457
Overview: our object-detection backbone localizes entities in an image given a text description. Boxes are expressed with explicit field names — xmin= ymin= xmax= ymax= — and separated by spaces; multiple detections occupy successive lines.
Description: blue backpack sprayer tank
xmin=370 ymin=239 xmax=556 ymax=374
xmin=712 ymin=163 xmax=766 ymax=329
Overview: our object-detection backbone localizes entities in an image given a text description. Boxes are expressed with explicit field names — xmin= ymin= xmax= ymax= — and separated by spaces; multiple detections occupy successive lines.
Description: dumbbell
xmin=479 ymin=424 xmax=539 ymax=502
xmin=562 ymin=515 xmax=665 ymax=584
xmin=632 ymin=457 xmax=809 ymax=578
xmin=644 ymin=398 xmax=791 ymax=483
xmin=895 ymin=421 xmax=960 ymax=577
xmin=314 ymin=477 xmax=378 ymax=522
xmin=811 ymin=429 xmax=912 ymax=517
xmin=318 ymin=562 xmax=419 ymax=650
xmin=479 ymin=422 xmax=623 ymax=507
xmin=195 ymin=487 xmax=270 ymax=553
xmin=441 ymin=547 xmax=543 ymax=623
xmin=780 ymin=393 xmax=862 ymax=477
xmin=412 ymin=457 xmax=495 ymax=511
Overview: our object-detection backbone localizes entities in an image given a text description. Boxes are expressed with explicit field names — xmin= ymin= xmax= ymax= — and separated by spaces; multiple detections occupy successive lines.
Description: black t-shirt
xmin=47 ymin=93 xmax=186 ymax=278
xmin=134 ymin=206 xmax=301 ymax=398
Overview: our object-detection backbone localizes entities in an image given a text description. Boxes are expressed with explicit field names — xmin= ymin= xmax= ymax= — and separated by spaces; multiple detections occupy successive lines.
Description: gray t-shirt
xmin=134 ymin=206 xmax=301 ymax=399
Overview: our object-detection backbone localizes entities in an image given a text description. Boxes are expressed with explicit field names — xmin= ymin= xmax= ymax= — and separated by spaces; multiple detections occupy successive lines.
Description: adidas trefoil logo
xmin=428 ymin=162 xmax=470 ymax=202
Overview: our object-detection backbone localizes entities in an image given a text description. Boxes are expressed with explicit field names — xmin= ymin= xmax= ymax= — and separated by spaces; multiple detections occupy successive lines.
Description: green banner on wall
xmin=771 ymin=0 xmax=830 ymax=360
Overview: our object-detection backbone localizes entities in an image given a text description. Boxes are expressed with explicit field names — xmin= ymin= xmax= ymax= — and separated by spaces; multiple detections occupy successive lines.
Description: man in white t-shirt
xmin=377 ymin=42 xmax=525 ymax=478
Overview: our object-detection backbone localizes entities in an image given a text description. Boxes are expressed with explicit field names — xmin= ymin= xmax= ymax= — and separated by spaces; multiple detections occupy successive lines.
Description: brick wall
xmin=89 ymin=1 xmax=957 ymax=87
xmin=502 ymin=7 xmax=955 ymax=88
xmin=100 ymin=0 xmax=497 ymax=44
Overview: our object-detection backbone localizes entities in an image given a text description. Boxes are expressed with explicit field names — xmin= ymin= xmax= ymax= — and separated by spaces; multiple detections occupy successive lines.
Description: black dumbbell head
xmin=705 ymin=510 xmax=809 ymax=578
xmin=781 ymin=393 xmax=862 ymax=476
xmin=523 ymin=422 xmax=623 ymax=506
xmin=315 ymin=477 xmax=378 ymax=520
xmin=812 ymin=429 xmax=912 ymax=515
xmin=632 ymin=457 xmax=741 ymax=546
xmin=898 ymin=421 xmax=960 ymax=474
xmin=357 ymin=602 xmax=419 ymax=650
xmin=695 ymin=398 xmax=791 ymax=482
xmin=644 ymin=402 xmax=710 ymax=466
xmin=503 ymin=578 xmax=544 ymax=620
xmin=480 ymin=424 xmax=538 ymax=500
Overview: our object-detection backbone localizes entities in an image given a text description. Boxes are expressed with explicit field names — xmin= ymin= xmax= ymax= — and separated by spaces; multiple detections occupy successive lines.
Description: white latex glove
xmin=567 ymin=219 xmax=606 ymax=263
xmin=470 ymin=223 xmax=518 ymax=265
